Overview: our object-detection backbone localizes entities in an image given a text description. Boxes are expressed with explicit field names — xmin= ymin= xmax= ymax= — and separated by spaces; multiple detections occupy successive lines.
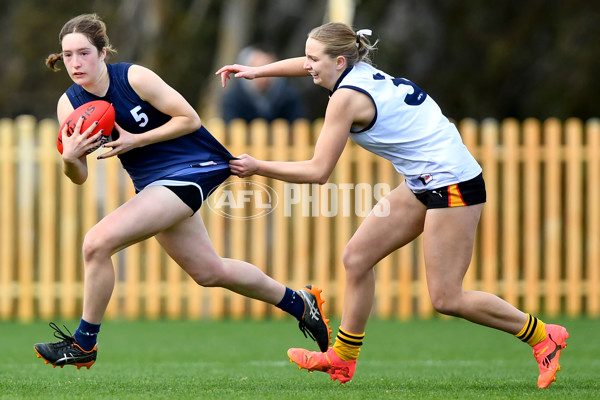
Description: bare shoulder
xmin=128 ymin=64 xmax=162 ymax=86
xmin=329 ymin=88 xmax=375 ymax=128
xmin=57 ymin=93 xmax=74 ymax=123
xmin=127 ymin=64 xmax=169 ymax=100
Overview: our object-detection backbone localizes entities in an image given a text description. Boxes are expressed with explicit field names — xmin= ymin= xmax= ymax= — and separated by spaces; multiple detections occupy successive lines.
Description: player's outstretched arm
xmin=216 ymin=57 xmax=309 ymax=87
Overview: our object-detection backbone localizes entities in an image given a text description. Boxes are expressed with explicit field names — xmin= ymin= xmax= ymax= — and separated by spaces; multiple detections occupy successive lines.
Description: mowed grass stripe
xmin=1 ymin=318 xmax=598 ymax=399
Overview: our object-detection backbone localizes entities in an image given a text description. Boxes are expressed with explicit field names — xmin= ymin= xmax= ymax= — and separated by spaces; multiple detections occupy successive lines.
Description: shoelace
xmin=48 ymin=322 xmax=75 ymax=346
xmin=298 ymin=321 xmax=317 ymax=342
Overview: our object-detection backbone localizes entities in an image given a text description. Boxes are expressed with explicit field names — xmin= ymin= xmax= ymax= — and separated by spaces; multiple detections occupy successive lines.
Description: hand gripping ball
xmin=57 ymin=100 xmax=115 ymax=155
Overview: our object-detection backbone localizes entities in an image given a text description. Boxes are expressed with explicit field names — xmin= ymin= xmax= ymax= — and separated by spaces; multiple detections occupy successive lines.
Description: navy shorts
xmin=414 ymin=173 xmax=486 ymax=209
xmin=146 ymin=166 xmax=232 ymax=213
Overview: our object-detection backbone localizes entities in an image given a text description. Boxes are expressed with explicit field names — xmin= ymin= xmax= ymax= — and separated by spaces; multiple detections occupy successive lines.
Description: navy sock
xmin=275 ymin=287 xmax=304 ymax=320
xmin=73 ymin=319 xmax=101 ymax=351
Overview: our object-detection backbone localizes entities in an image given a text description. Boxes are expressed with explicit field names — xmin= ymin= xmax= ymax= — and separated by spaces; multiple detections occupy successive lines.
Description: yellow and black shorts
xmin=414 ymin=173 xmax=486 ymax=209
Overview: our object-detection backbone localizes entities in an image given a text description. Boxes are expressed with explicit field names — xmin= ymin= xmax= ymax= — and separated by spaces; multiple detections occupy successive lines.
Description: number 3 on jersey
xmin=130 ymin=105 xmax=149 ymax=127
xmin=392 ymin=78 xmax=427 ymax=106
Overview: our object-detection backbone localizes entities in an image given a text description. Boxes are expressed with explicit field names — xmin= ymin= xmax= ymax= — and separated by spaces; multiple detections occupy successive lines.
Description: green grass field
xmin=1 ymin=317 xmax=598 ymax=399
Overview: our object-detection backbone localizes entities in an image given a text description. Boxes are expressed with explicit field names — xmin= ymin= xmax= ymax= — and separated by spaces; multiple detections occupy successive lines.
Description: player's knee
xmin=187 ymin=259 xmax=227 ymax=287
xmin=81 ymin=231 xmax=112 ymax=264
xmin=342 ymin=245 xmax=357 ymax=272
xmin=429 ymin=292 xmax=461 ymax=316
xmin=342 ymin=243 xmax=368 ymax=277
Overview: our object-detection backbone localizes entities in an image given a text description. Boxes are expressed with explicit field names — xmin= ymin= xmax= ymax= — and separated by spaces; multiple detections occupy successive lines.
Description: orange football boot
xmin=288 ymin=347 xmax=356 ymax=384
xmin=532 ymin=324 xmax=569 ymax=388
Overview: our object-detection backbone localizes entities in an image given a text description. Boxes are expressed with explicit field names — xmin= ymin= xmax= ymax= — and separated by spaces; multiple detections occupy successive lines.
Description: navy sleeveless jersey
xmin=65 ymin=63 xmax=233 ymax=191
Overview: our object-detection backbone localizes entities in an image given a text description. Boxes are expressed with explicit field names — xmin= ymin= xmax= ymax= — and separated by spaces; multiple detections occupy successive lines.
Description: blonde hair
xmin=46 ymin=13 xmax=117 ymax=71
xmin=308 ymin=22 xmax=377 ymax=66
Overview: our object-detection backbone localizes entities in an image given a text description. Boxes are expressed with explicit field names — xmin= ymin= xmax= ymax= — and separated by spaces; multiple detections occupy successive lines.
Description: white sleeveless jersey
xmin=336 ymin=63 xmax=481 ymax=192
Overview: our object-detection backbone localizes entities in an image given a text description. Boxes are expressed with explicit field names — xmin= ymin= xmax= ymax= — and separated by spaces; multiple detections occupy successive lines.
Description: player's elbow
xmin=315 ymin=174 xmax=330 ymax=185
xmin=297 ymin=170 xmax=329 ymax=185
xmin=180 ymin=110 xmax=202 ymax=133
xmin=63 ymin=166 xmax=87 ymax=185
xmin=311 ymin=161 xmax=334 ymax=185
xmin=69 ymin=175 xmax=87 ymax=185
xmin=189 ymin=113 xmax=202 ymax=131
xmin=312 ymin=168 xmax=332 ymax=185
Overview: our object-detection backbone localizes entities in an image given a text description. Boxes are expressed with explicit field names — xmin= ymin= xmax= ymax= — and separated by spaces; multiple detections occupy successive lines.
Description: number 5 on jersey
xmin=130 ymin=105 xmax=148 ymax=127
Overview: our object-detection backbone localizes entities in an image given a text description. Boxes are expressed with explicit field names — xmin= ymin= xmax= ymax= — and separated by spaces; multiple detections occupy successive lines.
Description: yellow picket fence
xmin=0 ymin=116 xmax=599 ymax=322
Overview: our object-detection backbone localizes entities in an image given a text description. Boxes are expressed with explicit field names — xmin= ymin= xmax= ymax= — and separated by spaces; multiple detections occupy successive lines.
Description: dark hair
xmin=308 ymin=22 xmax=377 ymax=66
xmin=46 ymin=13 xmax=117 ymax=71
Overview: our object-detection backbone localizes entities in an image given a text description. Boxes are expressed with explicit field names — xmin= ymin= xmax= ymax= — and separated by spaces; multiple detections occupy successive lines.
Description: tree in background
xmin=1 ymin=0 xmax=598 ymax=121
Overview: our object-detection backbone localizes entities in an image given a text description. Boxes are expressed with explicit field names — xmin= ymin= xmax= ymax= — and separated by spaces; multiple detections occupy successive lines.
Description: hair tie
xmin=355 ymin=29 xmax=372 ymax=47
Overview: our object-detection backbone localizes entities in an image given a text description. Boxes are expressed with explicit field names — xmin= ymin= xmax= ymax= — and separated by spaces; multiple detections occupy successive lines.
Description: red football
xmin=57 ymin=100 xmax=115 ymax=155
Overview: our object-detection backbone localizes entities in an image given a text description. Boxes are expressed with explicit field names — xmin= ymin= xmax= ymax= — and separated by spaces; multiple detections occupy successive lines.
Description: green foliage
xmin=1 ymin=318 xmax=598 ymax=399
xmin=1 ymin=1 xmax=598 ymax=121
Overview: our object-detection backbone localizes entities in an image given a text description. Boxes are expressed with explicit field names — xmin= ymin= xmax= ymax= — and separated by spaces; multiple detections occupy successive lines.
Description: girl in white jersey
xmin=217 ymin=22 xmax=568 ymax=388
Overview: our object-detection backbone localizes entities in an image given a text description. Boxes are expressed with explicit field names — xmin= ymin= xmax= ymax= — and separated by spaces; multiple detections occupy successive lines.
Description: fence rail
xmin=0 ymin=116 xmax=599 ymax=321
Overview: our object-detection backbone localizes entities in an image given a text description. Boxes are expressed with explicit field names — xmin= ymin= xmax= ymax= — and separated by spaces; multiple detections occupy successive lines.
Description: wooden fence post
xmin=565 ymin=118 xmax=583 ymax=317
xmin=247 ymin=119 xmax=269 ymax=318
xmin=544 ymin=118 xmax=562 ymax=316
xmin=523 ymin=118 xmax=542 ymax=314
xmin=38 ymin=119 xmax=59 ymax=319
xmin=586 ymin=119 xmax=600 ymax=316
xmin=480 ymin=119 xmax=499 ymax=297
xmin=16 ymin=116 xmax=36 ymax=321
xmin=0 ymin=118 xmax=16 ymax=319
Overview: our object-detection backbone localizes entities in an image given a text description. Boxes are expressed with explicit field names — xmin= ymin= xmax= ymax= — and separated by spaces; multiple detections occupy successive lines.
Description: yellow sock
xmin=514 ymin=314 xmax=547 ymax=346
xmin=332 ymin=328 xmax=364 ymax=361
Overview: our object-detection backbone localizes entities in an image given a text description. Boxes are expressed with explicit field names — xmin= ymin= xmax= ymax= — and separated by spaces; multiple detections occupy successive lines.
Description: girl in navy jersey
xmin=33 ymin=14 xmax=331 ymax=369
xmin=217 ymin=22 xmax=568 ymax=388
